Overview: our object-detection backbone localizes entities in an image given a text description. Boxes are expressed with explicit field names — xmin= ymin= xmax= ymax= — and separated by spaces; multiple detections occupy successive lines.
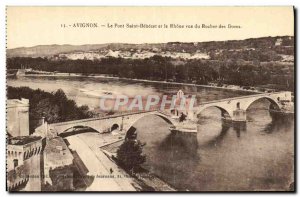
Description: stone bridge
xmin=34 ymin=91 xmax=292 ymax=138
xmin=40 ymin=110 xmax=176 ymax=138
xmin=188 ymin=91 xmax=292 ymax=121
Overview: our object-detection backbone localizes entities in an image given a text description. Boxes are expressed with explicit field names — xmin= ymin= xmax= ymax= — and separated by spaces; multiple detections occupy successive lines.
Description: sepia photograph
xmin=6 ymin=6 xmax=295 ymax=192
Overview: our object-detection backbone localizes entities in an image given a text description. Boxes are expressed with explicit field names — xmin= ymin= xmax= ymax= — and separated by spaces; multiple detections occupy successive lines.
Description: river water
xmin=7 ymin=76 xmax=294 ymax=191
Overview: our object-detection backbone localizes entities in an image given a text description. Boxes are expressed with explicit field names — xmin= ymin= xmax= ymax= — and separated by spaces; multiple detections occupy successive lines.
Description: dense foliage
xmin=7 ymin=55 xmax=294 ymax=91
xmin=7 ymin=86 xmax=94 ymax=132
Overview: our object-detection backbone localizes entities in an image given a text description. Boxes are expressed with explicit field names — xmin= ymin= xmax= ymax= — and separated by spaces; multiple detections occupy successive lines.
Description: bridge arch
xmin=58 ymin=125 xmax=99 ymax=138
xmin=244 ymin=96 xmax=280 ymax=111
xmin=196 ymin=105 xmax=232 ymax=120
xmin=125 ymin=113 xmax=175 ymax=140
xmin=110 ymin=123 xmax=120 ymax=132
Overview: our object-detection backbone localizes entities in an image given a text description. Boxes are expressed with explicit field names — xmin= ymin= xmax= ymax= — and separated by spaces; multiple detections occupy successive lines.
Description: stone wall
xmin=7 ymin=99 xmax=29 ymax=137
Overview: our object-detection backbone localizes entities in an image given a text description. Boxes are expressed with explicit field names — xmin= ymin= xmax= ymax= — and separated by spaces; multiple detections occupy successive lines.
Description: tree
xmin=35 ymin=98 xmax=60 ymax=123
xmin=116 ymin=140 xmax=146 ymax=172
xmin=7 ymin=86 xmax=95 ymax=129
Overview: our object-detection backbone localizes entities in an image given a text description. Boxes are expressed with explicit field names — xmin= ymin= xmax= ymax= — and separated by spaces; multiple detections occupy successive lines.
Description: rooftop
xmin=7 ymin=98 xmax=29 ymax=108
xmin=44 ymin=137 xmax=73 ymax=167
xmin=8 ymin=136 xmax=42 ymax=145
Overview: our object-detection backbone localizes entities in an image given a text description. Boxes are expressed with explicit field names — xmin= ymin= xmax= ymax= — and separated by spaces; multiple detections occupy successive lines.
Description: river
xmin=7 ymin=76 xmax=294 ymax=191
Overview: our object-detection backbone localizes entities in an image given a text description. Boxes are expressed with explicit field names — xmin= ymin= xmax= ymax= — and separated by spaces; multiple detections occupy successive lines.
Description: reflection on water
xmin=232 ymin=122 xmax=247 ymax=138
xmin=158 ymin=133 xmax=199 ymax=158
xmin=135 ymin=101 xmax=294 ymax=191
xmin=200 ymin=122 xmax=230 ymax=148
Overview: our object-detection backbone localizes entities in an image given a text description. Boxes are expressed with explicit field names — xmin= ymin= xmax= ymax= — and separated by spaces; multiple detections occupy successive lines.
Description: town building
xmin=7 ymin=136 xmax=43 ymax=191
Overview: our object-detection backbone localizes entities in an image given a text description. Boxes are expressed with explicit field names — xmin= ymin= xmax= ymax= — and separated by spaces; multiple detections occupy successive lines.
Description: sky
xmin=6 ymin=6 xmax=294 ymax=49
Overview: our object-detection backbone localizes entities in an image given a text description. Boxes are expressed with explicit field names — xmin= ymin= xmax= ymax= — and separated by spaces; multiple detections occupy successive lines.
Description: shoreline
xmin=100 ymin=139 xmax=176 ymax=191
xmin=14 ymin=72 xmax=266 ymax=94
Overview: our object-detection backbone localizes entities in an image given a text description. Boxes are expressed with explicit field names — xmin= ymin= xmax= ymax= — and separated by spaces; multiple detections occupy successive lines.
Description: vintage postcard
xmin=6 ymin=6 xmax=294 ymax=192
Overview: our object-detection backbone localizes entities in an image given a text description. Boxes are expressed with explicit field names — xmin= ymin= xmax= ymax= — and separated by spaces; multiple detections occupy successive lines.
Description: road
xmin=65 ymin=133 xmax=138 ymax=191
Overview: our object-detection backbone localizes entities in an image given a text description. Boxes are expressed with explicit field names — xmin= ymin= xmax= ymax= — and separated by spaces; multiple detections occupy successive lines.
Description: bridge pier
xmin=232 ymin=109 xmax=247 ymax=123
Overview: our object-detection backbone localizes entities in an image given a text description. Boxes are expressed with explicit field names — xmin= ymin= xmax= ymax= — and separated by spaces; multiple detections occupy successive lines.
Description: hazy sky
xmin=7 ymin=6 xmax=294 ymax=49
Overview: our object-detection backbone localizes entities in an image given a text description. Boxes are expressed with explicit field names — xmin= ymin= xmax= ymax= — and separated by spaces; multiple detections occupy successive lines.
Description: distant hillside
xmin=7 ymin=44 xmax=110 ymax=58
xmin=7 ymin=36 xmax=294 ymax=58
xmin=7 ymin=36 xmax=294 ymax=91
xmin=7 ymin=43 xmax=165 ymax=58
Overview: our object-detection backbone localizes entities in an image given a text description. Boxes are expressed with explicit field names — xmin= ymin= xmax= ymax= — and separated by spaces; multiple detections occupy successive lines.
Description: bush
xmin=116 ymin=140 xmax=146 ymax=172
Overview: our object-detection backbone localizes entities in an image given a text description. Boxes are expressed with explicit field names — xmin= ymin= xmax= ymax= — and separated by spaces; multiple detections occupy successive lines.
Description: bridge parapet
xmin=42 ymin=110 xmax=174 ymax=138
xmin=120 ymin=110 xmax=176 ymax=132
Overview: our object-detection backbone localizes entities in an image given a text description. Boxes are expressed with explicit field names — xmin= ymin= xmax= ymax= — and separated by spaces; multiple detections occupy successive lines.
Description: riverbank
xmin=14 ymin=72 xmax=271 ymax=94
xmin=131 ymin=168 xmax=176 ymax=191
xmin=100 ymin=139 xmax=176 ymax=191
xmin=64 ymin=131 xmax=176 ymax=191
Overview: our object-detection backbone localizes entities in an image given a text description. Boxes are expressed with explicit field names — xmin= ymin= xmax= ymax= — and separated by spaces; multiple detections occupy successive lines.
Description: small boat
xmin=78 ymin=88 xmax=116 ymax=98
xmin=169 ymin=125 xmax=197 ymax=134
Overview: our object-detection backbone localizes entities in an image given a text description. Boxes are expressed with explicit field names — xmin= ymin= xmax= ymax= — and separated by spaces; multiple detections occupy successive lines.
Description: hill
xmin=7 ymin=36 xmax=294 ymax=58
